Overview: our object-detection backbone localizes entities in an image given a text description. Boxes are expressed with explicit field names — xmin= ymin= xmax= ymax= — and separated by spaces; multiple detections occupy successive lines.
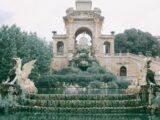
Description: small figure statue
xmin=139 ymin=57 xmax=156 ymax=86
xmin=145 ymin=58 xmax=157 ymax=86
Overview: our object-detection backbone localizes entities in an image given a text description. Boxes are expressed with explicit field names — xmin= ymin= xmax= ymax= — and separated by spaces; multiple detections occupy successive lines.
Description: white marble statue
xmin=6 ymin=58 xmax=37 ymax=94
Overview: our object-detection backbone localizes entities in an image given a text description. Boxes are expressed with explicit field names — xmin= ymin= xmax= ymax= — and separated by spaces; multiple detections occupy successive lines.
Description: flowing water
xmin=38 ymin=88 xmax=126 ymax=94
xmin=0 ymin=113 xmax=160 ymax=120
xmin=1 ymin=88 xmax=160 ymax=119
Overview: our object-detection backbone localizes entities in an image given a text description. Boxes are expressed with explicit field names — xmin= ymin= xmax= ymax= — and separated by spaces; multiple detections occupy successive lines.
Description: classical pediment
xmin=64 ymin=11 xmax=104 ymax=21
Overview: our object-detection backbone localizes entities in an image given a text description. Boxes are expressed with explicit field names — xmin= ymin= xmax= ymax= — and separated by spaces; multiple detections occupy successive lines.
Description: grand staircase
xmin=15 ymin=94 xmax=146 ymax=113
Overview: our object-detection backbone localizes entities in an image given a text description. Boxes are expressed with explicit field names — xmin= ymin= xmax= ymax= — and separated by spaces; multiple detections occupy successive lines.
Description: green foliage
xmin=27 ymin=94 xmax=138 ymax=100
xmin=115 ymin=79 xmax=130 ymax=89
xmin=87 ymin=66 xmax=106 ymax=74
xmin=89 ymin=81 xmax=106 ymax=89
xmin=0 ymin=25 xmax=52 ymax=82
xmin=21 ymin=99 xmax=141 ymax=108
xmin=37 ymin=73 xmax=116 ymax=88
xmin=153 ymin=93 xmax=160 ymax=106
xmin=115 ymin=28 xmax=160 ymax=56
xmin=56 ymin=67 xmax=81 ymax=75
xmin=69 ymin=48 xmax=99 ymax=71
xmin=18 ymin=92 xmax=143 ymax=113
xmin=0 ymin=84 xmax=20 ymax=107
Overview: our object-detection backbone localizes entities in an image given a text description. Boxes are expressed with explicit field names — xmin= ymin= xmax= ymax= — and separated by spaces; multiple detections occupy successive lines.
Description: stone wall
xmin=98 ymin=53 xmax=160 ymax=81
xmin=51 ymin=0 xmax=160 ymax=82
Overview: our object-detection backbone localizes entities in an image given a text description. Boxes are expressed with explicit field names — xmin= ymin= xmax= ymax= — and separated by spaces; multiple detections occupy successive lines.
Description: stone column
xmin=67 ymin=17 xmax=74 ymax=60
xmin=139 ymin=85 xmax=149 ymax=105
xmin=94 ymin=18 xmax=101 ymax=58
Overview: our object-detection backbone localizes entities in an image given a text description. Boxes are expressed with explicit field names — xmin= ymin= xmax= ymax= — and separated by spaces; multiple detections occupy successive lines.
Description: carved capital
xmin=68 ymin=17 xmax=74 ymax=23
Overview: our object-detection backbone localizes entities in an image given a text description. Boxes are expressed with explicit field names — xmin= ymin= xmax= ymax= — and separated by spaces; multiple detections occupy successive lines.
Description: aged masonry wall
xmin=51 ymin=0 xmax=160 ymax=81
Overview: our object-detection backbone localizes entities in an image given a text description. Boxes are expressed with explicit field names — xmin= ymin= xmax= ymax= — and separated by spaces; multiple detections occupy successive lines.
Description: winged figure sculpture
xmin=7 ymin=58 xmax=37 ymax=94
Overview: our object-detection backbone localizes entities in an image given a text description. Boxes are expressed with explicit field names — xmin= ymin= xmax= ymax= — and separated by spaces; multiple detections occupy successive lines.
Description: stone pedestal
xmin=139 ymin=85 xmax=150 ymax=105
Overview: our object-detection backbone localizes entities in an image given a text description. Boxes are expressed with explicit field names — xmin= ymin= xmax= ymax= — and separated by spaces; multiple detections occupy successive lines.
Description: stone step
xmin=0 ymin=112 xmax=150 ymax=120
xmin=26 ymin=94 xmax=138 ymax=100
xmin=14 ymin=105 xmax=146 ymax=113
xmin=19 ymin=99 xmax=142 ymax=108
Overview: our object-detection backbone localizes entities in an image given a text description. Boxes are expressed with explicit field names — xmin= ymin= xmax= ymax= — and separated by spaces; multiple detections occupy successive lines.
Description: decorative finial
xmin=52 ymin=31 xmax=57 ymax=35
xmin=76 ymin=0 xmax=92 ymax=11
xmin=111 ymin=31 xmax=115 ymax=35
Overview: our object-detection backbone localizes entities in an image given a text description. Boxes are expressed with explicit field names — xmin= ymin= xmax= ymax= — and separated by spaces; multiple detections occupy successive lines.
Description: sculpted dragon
xmin=4 ymin=58 xmax=37 ymax=94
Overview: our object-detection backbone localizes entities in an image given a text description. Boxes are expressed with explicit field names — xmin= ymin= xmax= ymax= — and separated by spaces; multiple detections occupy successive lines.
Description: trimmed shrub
xmin=56 ymin=67 xmax=80 ymax=75
xmin=115 ymin=79 xmax=131 ymax=89
xmin=87 ymin=66 xmax=106 ymax=74
xmin=37 ymin=73 xmax=117 ymax=89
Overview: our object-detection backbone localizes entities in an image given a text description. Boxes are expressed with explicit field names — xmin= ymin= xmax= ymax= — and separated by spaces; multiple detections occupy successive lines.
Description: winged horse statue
xmin=6 ymin=58 xmax=38 ymax=94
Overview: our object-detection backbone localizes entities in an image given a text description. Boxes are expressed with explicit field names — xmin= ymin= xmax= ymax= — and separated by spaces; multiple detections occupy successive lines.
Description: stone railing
xmin=104 ymin=53 xmax=160 ymax=65
xmin=129 ymin=53 xmax=160 ymax=65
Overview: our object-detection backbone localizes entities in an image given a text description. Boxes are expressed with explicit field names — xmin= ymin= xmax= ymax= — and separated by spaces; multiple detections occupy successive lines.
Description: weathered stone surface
xmin=51 ymin=0 xmax=160 ymax=83
xmin=3 ymin=58 xmax=38 ymax=94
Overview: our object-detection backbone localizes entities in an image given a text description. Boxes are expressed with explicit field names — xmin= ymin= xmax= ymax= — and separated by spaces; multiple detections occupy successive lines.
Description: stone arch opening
xmin=57 ymin=41 xmax=64 ymax=55
xmin=120 ymin=66 xmax=127 ymax=76
xmin=103 ymin=41 xmax=110 ymax=54
xmin=75 ymin=27 xmax=92 ymax=48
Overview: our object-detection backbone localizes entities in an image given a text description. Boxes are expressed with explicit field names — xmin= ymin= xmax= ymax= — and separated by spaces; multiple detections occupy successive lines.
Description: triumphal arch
xmin=52 ymin=0 xmax=160 ymax=81
xmin=52 ymin=0 xmax=114 ymax=69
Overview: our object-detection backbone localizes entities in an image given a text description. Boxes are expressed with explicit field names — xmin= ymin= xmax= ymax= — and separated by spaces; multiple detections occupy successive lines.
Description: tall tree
xmin=115 ymin=28 xmax=160 ymax=56
xmin=0 ymin=25 xmax=52 ymax=82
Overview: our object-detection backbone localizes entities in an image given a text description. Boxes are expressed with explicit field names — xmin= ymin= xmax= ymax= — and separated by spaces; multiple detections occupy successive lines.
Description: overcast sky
xmin=0 ymin=0 xmax=160 ymax=41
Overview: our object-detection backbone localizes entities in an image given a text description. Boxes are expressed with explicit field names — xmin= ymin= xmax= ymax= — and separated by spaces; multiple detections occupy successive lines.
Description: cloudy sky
xmin=0 ymin=0 xmax=160 ymax=41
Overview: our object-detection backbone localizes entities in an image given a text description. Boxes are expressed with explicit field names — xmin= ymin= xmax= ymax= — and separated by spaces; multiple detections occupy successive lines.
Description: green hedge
xmin=20 ymin=99 xmax=142 ymax=108
xmin=87 ymin=66 xmax=106 ymax=74
xmin=37 ymin=74 xmax=116 ymax=88
xmin=14 ymin=106 xmax=146 ymax=113
xmin=26 ymin=94 xmax=137 ymax=100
